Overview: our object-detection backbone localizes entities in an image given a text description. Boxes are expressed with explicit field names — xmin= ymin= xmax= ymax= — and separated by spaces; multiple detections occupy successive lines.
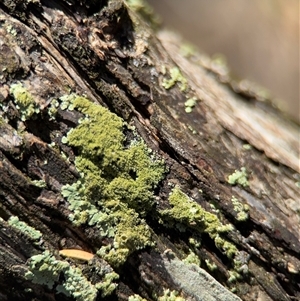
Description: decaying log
xmin=0 ymin=1 xmax=299 ymax=301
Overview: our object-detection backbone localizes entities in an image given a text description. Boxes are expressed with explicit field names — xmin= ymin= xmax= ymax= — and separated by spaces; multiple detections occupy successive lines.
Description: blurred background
xmin=147 ymin=0 xmax=299 ymax=123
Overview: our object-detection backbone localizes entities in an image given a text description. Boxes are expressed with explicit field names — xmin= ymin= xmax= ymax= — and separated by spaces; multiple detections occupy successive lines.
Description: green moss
xmin=8 ymin=216 xmax=42 ymax=242
xmin=25 ymin=250 xmax=117 ymax=301
xmin=162 ymin=67 xmax=188 ymax=92
xmin=158 ymin=289 xmax=186 ymax=301
xmin=60 ymin=94 xmax=165 ymax=267
xmin=231 ymin=196 xmax=249 ymax=221
xmin=10 ymin=83 xmax=39 ymax=121
xmin=228 ymin=167 xmax=249 ymax=187
xmin=160 ymin=187 xmax=237 ymax=258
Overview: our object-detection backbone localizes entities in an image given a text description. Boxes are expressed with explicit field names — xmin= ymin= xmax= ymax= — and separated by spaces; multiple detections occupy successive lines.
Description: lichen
xmin=128 ymin=294 xmax=148 ymax=301
xmin=228 ymin=167 xmax=249 ymax=187
xmin=158 ymin=289 xmax=186 ymax=301
xmin=47 ymin=99 xmax=60 ymax=120
xmin=227 ymin=270 xmax=242 ymax=283
xmin=25 ymin=250 xmax=117 ymax=300
xmin=10 ymin=82 xmax=39 ymax=121
xmin=8 ymin=216 xmax=42 ymax=242
xmin=162 ymin=67 xmax=188 ymax=92
xmin=231 ymin=196 xmax=249 ymax=221
xmin=180 ymin=42 xmax=197 ymax=58
xmin=160 ymin=186 xmax=237 ymax=258
xmin=205 ymin=259 xmax=217 ymax=271
xmin=242 ymin=144 xmax=252 ymax=150
xmin=182 ymin=250 xmax=200 ymax=266
xmin=184 ymin=97 xmax=197 ymax=113
xmin=31 ymin=179 xmax=47 ymax=188
xmin=60 ymin=94 xmax=165 ymax=267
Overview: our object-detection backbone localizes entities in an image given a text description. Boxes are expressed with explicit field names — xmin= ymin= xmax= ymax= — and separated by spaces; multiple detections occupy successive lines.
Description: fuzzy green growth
xmin=160 ymin=187 xmax=237 ymax=258
xmin=60 ymin=95 xmax=165 ymax=266
xmin=158 ymin=289 xmax=186 ymax=301
xmin=10 ymin=83 xmax=39 ymax=121
xmin=162 ymin=67 xmax=188 ymax=92
xmin=231 ymin=196 xmax=249 ymax=221
xmin=228 ymin=167 xmax=249 ymax=187
xmin=8 ymin=216 xmax=42 ymax=242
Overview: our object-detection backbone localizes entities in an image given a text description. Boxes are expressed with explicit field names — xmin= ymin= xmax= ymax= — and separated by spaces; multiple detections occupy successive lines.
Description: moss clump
xmin=25 ymin=250 xmax=117 ymax=301
xmin=10 ymin=83 xmax=39 ymax=121
xmin=160 ymin=186 xmax=237 ymax=258
xmin=228 ymin=167 xmax=249 ymax=187
xmin=8 ymin=216 xmax=42 ymax=242
xmin=162 ymin=67 xmax=188 ymax=92
xmin=60 ymin=95 xmax=165 ymax=267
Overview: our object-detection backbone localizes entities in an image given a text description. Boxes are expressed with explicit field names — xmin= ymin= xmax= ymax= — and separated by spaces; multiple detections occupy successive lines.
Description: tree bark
xmin=0 ymin=1 xmax=299 ymax=301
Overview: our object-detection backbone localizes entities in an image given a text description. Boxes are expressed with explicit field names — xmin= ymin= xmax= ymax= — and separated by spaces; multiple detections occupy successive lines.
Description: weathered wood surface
xmin=0 ymin=1 xmax=299 ymax=300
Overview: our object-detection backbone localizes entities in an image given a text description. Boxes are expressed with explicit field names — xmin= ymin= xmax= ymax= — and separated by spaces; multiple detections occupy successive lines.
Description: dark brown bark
xmin=0 ymin=1 xmax=299 ymax=301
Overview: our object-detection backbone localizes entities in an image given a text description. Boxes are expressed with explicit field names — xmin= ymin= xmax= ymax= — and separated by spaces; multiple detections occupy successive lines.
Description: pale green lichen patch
xmin=25 ymin=250 xmax=117 ymax=301
xmin=128 ymin=294 xmax=148 ymax=301
xmin=32 ymin=179 xmax=47 ymax=188
xmin=47 ymin=99 xmax=60 ymax=120
xmin=231 ymin=196 xmax=249 ymax=221
xmin=8 ymin=216 xmax=42 ymax=242
xmin=180 ymin=42 xmax=197 ymax=58
xmin=184 ymin=97 xmax=197 ymax=113
xmin=60 ymin=95 xmax=165 ymax=267
xmin=182 ymin=250 xmax=200 ymax=266
xmin=242 ymin=144 xmax=252 ymax=150
xmin=162 ymin=67 xmax=188 ymax=92
xmin=228 ymin=167 xmax=249 ymax=187
xmin=158 ymin=289 xmax=186 ymax=301
xmin=205 ymin=259 xmax=217 ymax=271
xmin=10 ymin=83 xmax=39 ymax=121
xmin=227 ymin=270 xmax=242 ymax=283
xmin=160 ymin=186 xmax=237 ymax=258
